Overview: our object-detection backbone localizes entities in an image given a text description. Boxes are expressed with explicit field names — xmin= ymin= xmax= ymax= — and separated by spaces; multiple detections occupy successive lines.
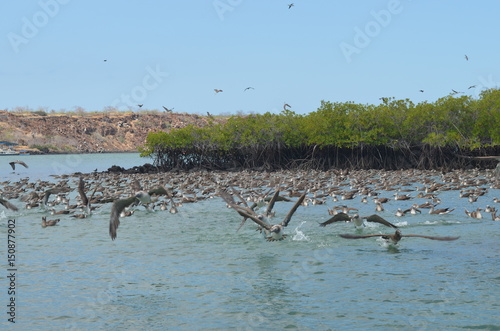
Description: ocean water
xmin=0 ymin=153 xmax=499 ymax=330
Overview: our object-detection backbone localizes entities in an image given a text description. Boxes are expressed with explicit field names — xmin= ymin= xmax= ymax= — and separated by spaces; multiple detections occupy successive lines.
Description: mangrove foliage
xmin=140 ymin=89 xmax=500 ymax=171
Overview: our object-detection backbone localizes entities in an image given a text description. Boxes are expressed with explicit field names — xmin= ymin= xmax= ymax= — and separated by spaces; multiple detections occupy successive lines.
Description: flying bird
xmin=283 ymin=103 xmax=291 ymax=111
xmin=109 ymin=186 xmax=168 ymax=240
xmin=137 ymin=104 xmax=143 ymax=108
xmin=222 ymin=190 xmax=306 ymax=241
xmin=319 ymin=213 xmax=398 ymax=229
xmin=214 ymin=89 xmax=223 ymax=94
xmin=162 ymin=106 xmax=174 ymax=112
xmin=465 ymin=54 xmax=469 ymax=61
xmin=339 ymin=229 xmax=459 ymax=245
xmin=244 ymin=87 xmax=254 ymax=91
xmin=9 ymin=160 xmax=28 ymax=170
xmin=288 ymin=3 xmax=294 ymax=9
xmin=419 ymin=90 xmax=424 ymax=93
xmin=468 ymin=85 xmax=476 ymax=89
xmin=0 ymin=197 xmax=18 ymax=211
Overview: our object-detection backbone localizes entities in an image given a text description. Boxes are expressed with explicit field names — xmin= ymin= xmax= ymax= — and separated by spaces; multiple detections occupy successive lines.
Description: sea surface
xmin=0 ymin=153 xmax=499 ymax=330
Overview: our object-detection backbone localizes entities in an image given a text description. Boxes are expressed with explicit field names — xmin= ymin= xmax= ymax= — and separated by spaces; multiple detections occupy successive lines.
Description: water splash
xmin=292 ymin=221 xmax=310 ymax=241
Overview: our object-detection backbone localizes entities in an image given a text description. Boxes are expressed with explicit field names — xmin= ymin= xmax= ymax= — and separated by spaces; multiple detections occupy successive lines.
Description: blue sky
xmin=2 ymin=1 xmax=500 ymax=115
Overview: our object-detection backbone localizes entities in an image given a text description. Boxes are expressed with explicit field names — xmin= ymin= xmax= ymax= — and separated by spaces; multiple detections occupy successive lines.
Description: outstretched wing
xmin=365 ymin=214 xmax=398 ymax=228
xmin=281 ymin=191 xmax=306 ymax=227
xmin=0 ymin=198 xmax=18 ymax=211
xmin=109 ymin=196 xmax=138 ymax=240
xmin=319 ymin=212 xmax=351 ymax=227
xmin=148 ymin=186 xmax=168 ymax=197
xmin=402 ymin=234 xmax=459 ymax=241
xmin=265 ymin=189 xmax=280 ymax=216
xmin=78 ymin=177 xmax=89 ymax=207
xmin=231 ymin=204 xmax=270 ymax=231
xmin=339 ymin=233 xmax=386 ymax=239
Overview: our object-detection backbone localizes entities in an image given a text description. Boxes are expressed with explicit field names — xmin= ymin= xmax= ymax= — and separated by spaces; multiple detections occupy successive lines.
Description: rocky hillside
xmin=0 ymin=111 xmax=224 ymax=153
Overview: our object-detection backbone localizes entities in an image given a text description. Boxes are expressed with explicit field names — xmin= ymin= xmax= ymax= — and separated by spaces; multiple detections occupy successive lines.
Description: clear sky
xmin=2 ymin=1 xmax=500 ymax=115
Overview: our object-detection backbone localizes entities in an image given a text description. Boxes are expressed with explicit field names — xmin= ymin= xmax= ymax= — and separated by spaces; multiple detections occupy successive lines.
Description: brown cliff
xmin=0 ymin=111 xmax=223 ymax=153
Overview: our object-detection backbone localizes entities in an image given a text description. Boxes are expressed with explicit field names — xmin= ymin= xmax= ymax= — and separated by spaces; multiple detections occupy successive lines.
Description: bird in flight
xmin=419 ymin=89 xmax=424 ymax=93
xmin=468 ymin=85 xmax=476 ymax=89
xmin=220 ymin=189 xmax=306 ymax=241
xmin=9 ymin=160 xmax=29 ymax=170
xmin=244 ymin=87 xmax=254 ymax=92
xmin=339 ymin=229 xmax=459 ymax=245
xmin=137 ymin=104 xmax=143 ymax=108
xmin=214 ymin=89 xmax=223 ymax=94
xmin=109 ymin=186 xmax=168 ymax=240
xmin=465 ymin=54 xmax=469 ymax=61
xmin=283 ymin=103 xmax=291 ymax=111
xmin=163 ymin=106 xmax=174 ymax=112
xmin=319 ymin=213 xmax=398 ymax=229
xmin=288 ymin=3 xmax=294 ymax=9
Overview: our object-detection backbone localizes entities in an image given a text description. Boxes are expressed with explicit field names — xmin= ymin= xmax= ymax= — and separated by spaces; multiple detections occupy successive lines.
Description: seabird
xmin=214 ymin=89 xmax=223 ymax=94
xmin=465 ymin=54 xmax=469 ymax=61
xmin=162 ymin=106 xmax=174 ymax=112
xmin=0 ymin=197 xmax=18 ymax=211
xmin=429 ymin=204 xmax=455 ymax=215
xmin=319 ymin=213 xmax=398 ymax=229
xmin=339 ymin=229 xmax=459 ymax=245
xmin=288 ymin=3 xmax=294 ymax=9
xmin=9 ymin=160 xmax=29 ymax=170
xmin=244 ymin=87 xmax=254 ymax=91
xmin=109 ymin=186 xmax=168 ymax=240
xmin=41 ymin=216 xmax=60 ymax=228
xmin=223 ymin=191 xmax=306 ymax=241
xmin=283 ymin=103 xmax=291 ymax=111
xmin=458 ymin=155 xmax=500 ymax=178
xmin=137 ymin=104 xmax=143 ymax=108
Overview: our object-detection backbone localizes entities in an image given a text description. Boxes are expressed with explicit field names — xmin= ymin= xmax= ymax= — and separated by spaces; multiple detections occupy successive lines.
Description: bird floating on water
xmin=41 ymin=216 xmax=60 ymax=228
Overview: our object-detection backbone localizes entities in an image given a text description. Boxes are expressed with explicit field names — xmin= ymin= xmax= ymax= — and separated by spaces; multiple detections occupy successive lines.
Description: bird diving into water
xmin=339 ymin=229 xmax=459 ymax=245
xmin=221 ymin=189 xmax=306 ymax=241
xmin=109 ymin=186 xmax=168 ymax=240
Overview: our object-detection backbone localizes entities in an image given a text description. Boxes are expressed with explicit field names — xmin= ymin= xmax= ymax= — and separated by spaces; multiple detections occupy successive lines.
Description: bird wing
xmin=9 ymin=162 xmax=15 ymax=170
xmin=42 ymin=187 xmax=66 ymax=205
xmin=0 ymin=198 xmax=18 ymax=211
xmin=109 ymin=196 xmax=138 ymax=240
xmin=281 ymin=191 xmax=306 ymax=227
xmin=365 ymin=214 xmax=398 ymax=228
xmin=78 ymin=177 xmax=89 ymax=207
xmin=339 ymin=233 xmax=387 ymax=239
xmin=402 ymin=234 xmax=459 ymax=241
xmin=131 ymin=179 xmax=142 ymax=192
xmin=148 ymin=186 xmax=168 ymax=197
xmin=231 ymin=204 xmax=270 ymax=231
xmin=265 ymin=189 xmax=280 ymax=216
xmin=318 ymin=212 xmax=351 ymax=227
xmin=17 ymin=161 xmax=28 ymax=168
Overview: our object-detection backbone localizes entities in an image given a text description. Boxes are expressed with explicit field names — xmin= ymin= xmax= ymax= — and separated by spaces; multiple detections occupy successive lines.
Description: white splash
xmin=292 ymin=221 xmax=310 ymax=241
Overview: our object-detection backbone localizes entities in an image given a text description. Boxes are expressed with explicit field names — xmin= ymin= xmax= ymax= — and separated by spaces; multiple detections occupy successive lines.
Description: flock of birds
xmin=2 ymin=159 xmax=499 ymax=247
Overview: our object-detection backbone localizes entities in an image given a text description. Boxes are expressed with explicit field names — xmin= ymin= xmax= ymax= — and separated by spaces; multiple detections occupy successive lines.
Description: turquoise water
xmin=0 ymin=154 xmax=499 ymax=330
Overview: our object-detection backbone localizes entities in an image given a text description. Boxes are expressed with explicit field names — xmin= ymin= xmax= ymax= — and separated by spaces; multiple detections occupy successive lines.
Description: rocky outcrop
xmin=0 ymin=111 xmax=222 ymax=153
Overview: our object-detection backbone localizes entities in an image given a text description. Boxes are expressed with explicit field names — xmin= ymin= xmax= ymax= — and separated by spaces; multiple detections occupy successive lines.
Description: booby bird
xmin=319 ymin=213 xmax=398 ymax=229
xmin=41 ymin=216 xmax=60 ymax=228
xmin=339 ymin=229 xmax=459 ymax=245
xmin=224 ymin=191 xmax=306 ymax=241
xmin=162 ymin=106 xmax=174 ymax=112
xmin=9 ymin=160 xmax=29 ymax=170
xmin=0 ymin=197 xmax=18 ymax=211
xmin=429 ymin=204 xmax=455 ymax=215
xmin=244 ymin=87 xmax=254 ymax=91
xmin=458 ymin=155 xmax=500 ymax=178
xmin=42 ymin=187 xmax=67 ymax=207
xmin=109 ymin=186 xmax=168 ymax=240
xmin=78 ymin=177 xmax=97 ymax=216
xmin=214 ymin=89 xmax=223 ymax=94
